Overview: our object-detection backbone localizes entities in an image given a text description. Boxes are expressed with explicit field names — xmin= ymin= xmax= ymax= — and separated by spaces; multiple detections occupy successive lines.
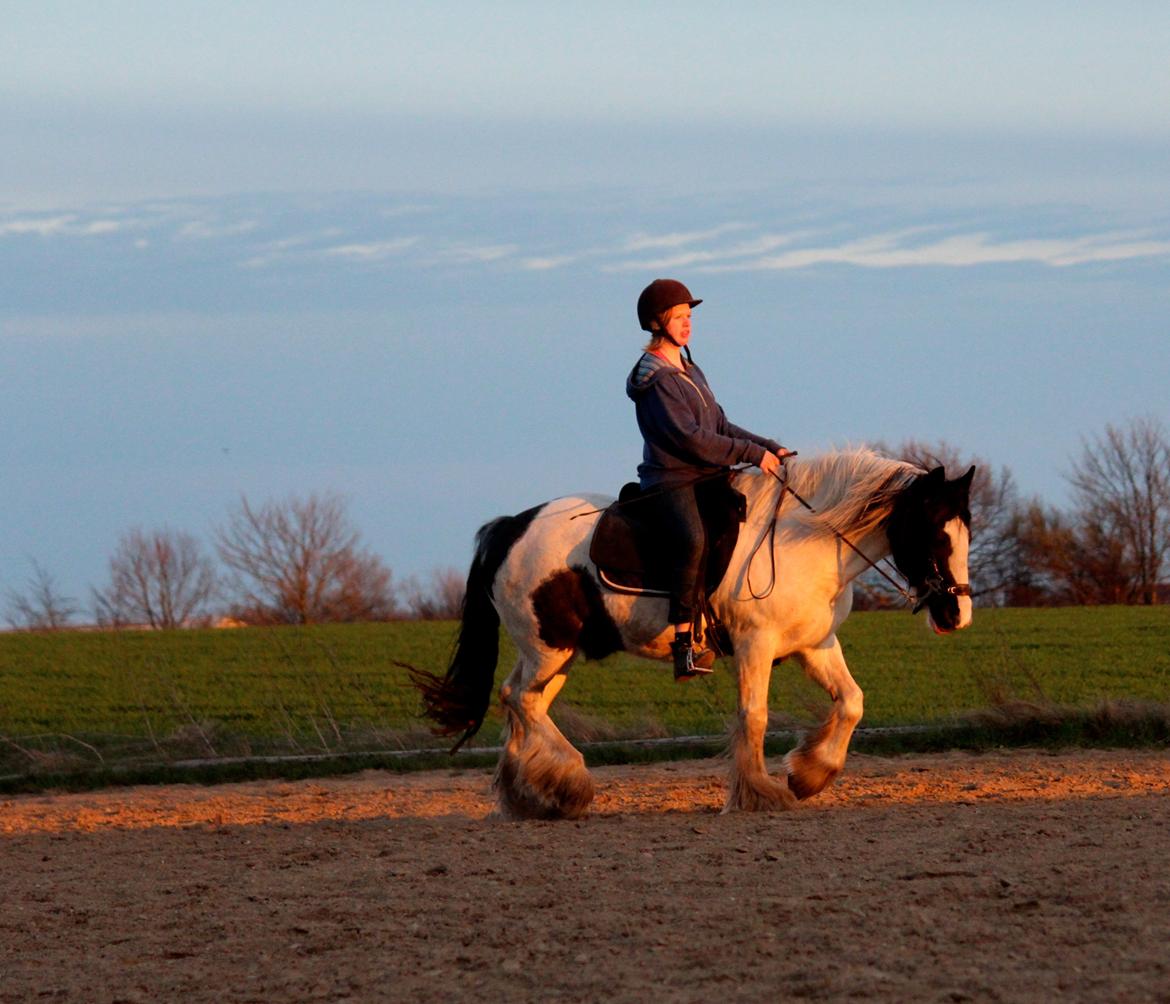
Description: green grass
xmin=837 ymin=606 xmax=1170 ymax=721
xmin=1 ymin=606 xmax=1167 ymax=788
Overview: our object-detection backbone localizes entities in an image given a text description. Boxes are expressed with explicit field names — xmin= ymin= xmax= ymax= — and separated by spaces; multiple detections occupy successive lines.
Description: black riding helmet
xmin=636 ymin=278 xmax=702 ymax=332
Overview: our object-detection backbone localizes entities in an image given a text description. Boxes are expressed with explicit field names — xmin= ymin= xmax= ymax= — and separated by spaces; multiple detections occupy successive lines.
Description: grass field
xmin=1 ymin=606 xmax=1168 ymax=783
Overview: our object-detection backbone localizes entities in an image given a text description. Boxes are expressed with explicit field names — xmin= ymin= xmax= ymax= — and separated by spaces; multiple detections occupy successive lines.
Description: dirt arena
xmin=3 ymin=748 xmax=1169 ymax=1003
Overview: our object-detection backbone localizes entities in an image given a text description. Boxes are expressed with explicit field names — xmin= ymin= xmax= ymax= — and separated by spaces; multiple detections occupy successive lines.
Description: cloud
xmin=521 ymin=254 xmax=581 ymax=270
xmin=0 ymin=215 xmax=76 ymax=236
xmin=621 ymin=223 xmax=751 ymax=252
xmin=715 ymin=230 xmax=1170 ymax=271
xmin=10 ymin=194 xmax=1170 ymax=296
xmin=605 ymin=226 xmax=1170 ymax=273
xmin=516 ymin=229 xmax=786 ymax=272
xmin=605 ymin=232 xmax=810 ymax=273
xmin=377 ymin=203 xmax=435 ymax=218
xmin=0 ymin=214 xmax=135 ymax=237
xmin=430 ymin=243 xmax=518 ymax=265
xmin=320 ymin=237 xmax=419 ymax=260
xmin=176 ymin=219 xmax=259 ymax=240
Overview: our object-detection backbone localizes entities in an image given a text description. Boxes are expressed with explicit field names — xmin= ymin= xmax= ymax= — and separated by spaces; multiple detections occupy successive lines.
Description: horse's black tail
xmin=409 ymin=507 xmax=538 ymax=752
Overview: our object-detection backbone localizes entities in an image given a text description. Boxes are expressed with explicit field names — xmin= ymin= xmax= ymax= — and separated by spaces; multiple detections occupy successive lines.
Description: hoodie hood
xmin=626 ymin=349 xmax=778 ymax=487
xmin=625 ymin=351 xmax=677 ymax=400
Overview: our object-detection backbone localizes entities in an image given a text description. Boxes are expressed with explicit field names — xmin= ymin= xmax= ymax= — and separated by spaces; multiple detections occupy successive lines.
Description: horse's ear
xmin=942 ymin=465 xmax=976 ymax=518
xmin=926 ymin=465 xmax=946 ymax=485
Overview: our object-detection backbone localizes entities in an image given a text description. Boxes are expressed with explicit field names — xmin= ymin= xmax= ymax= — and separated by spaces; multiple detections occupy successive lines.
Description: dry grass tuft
xmin=554 ymin=703 xmax=670 ymax=744
xmin=962 ymin=695 xmax=1170 ymax=747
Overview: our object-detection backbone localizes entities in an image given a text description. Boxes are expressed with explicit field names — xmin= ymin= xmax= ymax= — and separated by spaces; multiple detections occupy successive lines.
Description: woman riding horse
xmin=413 ymin=282 xmax=976 ymax=819
xmin=628 ymin=278 xmax=793 ymax=679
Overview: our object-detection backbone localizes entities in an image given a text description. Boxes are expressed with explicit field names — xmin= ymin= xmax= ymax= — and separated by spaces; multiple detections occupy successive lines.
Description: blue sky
xmin=3 ymin=2 xmax=1170 ymax=608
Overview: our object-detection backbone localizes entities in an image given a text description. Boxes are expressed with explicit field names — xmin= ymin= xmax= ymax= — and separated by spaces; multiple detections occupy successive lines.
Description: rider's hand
xmin=759 ymin=448 xmax=795 ymax=477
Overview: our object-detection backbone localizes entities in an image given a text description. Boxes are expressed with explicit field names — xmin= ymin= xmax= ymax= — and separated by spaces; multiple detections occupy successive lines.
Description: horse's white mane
xmin=741 ymin=448 xmax=923 ymax=540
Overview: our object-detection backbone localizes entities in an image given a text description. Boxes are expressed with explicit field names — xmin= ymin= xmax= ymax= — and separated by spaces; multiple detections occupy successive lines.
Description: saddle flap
xmin=588 ymin=475 xmax=746 ymax=594
xmin=589 ymin=485 xmax=657 ymax=580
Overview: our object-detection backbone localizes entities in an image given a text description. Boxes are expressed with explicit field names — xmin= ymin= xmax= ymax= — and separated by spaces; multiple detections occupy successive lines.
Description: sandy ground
xmin=2 ymin=748 xmax=1169 ymax=1003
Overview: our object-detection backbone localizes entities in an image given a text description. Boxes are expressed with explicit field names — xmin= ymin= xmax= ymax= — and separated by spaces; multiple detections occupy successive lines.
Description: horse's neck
xmin=738 ymin=464 xmax=895 ymax=582
xmin=837 ymin=523 xmax=893 ymax=583
xmin=740 ymin=471 xmax=786 ymax=534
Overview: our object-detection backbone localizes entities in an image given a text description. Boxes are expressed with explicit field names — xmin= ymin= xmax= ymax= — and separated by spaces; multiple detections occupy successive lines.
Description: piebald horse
xmin=415 ymin=449 xmax=974 ymax=819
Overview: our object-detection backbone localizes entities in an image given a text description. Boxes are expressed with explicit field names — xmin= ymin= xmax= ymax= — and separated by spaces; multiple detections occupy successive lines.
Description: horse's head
xmin=886 ymin=465 xmax=975 ymax=634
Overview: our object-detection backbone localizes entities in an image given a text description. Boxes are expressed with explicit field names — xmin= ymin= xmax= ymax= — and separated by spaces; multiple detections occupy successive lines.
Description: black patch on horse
xmin=478 ymin=504 xmax=543 ymax=600
xmin=531 ymin=565 xmax=624 ymax=660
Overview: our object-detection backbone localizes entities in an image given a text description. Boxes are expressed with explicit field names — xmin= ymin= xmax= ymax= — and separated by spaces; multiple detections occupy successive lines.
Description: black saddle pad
xmin=588 ymin=474 xmax=746 ymax=595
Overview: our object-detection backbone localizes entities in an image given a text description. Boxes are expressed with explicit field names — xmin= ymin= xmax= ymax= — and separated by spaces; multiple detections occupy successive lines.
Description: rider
xmin=626 ymin=278 xmax=792 ymax=680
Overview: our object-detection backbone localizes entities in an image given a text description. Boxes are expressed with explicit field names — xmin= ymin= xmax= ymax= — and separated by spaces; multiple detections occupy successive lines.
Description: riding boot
xmin=671 ymin=632 xmax=713 ymax=681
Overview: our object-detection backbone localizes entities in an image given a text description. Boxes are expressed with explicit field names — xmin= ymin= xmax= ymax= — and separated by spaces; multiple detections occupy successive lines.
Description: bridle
xmin=751 ymin=468 xmax=913 ymax=604
xmin=759 ymin=467 xmax=970 ymax=615
xmin=911 ymin=555 xmax=973 ymax=614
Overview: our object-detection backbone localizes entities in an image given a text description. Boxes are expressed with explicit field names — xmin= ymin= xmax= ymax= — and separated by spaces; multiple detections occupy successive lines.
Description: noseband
xmin=911 ymin=555 xmax=972 ymax=614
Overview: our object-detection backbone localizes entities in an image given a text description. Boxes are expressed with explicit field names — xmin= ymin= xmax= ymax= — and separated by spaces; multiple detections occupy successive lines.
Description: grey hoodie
xmin=626 ymin=351 xmax=782 ymax=488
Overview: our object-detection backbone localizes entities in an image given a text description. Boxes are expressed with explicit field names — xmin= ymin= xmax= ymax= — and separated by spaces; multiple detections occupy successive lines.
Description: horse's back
xmin=485 ymin=494 xmax=630 ymax=659
xmin=489 ymin=494 xmax=611 ymax=599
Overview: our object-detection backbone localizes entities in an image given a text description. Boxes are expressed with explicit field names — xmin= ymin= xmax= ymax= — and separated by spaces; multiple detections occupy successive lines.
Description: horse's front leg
xmin=725 ymin=634 xmax=797 ymax=812
xmin=785 ymin=635 xmax=863 ymax=800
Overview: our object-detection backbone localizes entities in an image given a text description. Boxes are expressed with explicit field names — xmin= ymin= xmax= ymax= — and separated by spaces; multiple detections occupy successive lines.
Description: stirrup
xmin=671 ymin=637 xmax=713 ymax=680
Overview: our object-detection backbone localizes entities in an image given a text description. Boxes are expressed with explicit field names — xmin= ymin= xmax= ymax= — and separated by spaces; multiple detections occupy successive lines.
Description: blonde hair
xmin=643 ymin=331 xmax=667 ymax=352
xmin=642 ymin=305 xmax=682 ymax=351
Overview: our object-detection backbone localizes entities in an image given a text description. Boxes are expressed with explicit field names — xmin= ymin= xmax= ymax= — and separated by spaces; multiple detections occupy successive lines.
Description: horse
xmin=413 ymin=448 xmax=975 ymax=819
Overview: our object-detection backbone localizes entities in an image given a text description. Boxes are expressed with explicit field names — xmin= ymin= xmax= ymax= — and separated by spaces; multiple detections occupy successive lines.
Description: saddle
xmin=588 ymin=474 xmax=747 ymax=642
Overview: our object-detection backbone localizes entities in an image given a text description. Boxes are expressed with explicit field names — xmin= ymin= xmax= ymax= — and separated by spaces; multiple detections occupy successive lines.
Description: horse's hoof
xmin=784 ymin=752 xmax=840 ymax=801
xmin=724 ymin=772 xmax=799 ymax=812
xmin=493 ymin=748 xmax=595 ymax=821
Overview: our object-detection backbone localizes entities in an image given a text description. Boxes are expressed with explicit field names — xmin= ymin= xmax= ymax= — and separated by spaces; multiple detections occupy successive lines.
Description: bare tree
xmin=92 ymin=528 xmax=219 ymax=629
xmin=1010 ymin=498 xmax=1144 ymax=606
xmin=4 ymin=559 xmax=78 ymax=630
xmin=864 ymin=439 xmax=1019 ymax=606
xmin=322 ymin=548 xmax=399 ymax=623
xmin=401 ymin=566 xmax=466 ymax=620
xmin=1065 ymin=416 xmax=1170 ymax=605
xmin=215 ymin=493 xmax=397 ymax=624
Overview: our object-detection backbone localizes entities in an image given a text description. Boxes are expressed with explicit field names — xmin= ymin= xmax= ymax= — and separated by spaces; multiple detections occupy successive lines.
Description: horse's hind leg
xmin=726 ymin=636 xmax=798 ymax=812
xmin=784 ymin=636 xmax=863 ymax=800
xmin=494 ymin=652 xmax=594 ymax=820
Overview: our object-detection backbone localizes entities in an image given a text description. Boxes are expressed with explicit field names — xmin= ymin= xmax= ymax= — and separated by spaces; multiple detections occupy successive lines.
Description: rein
xmin=571 ymin=460 xmax=969 ymax=613
xmin=751 ymin=468 xmax=917 ymax=605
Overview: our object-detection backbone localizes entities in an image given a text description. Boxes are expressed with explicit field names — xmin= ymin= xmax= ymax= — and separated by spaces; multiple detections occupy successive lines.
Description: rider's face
xmin=660 ymin=304 xmax=691 ymax=346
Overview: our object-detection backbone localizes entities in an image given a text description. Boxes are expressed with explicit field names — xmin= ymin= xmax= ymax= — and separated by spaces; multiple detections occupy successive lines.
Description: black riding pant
xmin=647 ymin=482 xmax=706 ymax=624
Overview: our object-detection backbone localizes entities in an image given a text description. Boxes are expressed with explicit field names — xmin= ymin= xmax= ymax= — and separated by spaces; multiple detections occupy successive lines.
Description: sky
xmin=3 ymin=2 xmax=1170 ymax=610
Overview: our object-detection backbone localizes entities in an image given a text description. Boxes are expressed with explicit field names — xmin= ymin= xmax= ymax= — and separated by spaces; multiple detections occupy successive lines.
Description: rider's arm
xmin=641 ymin=376 xmax=769 ymax=469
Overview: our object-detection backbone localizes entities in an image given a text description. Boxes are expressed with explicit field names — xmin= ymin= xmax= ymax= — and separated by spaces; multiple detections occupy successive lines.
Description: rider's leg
xmin=655 ymin=484 xmax=712 ymax=679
